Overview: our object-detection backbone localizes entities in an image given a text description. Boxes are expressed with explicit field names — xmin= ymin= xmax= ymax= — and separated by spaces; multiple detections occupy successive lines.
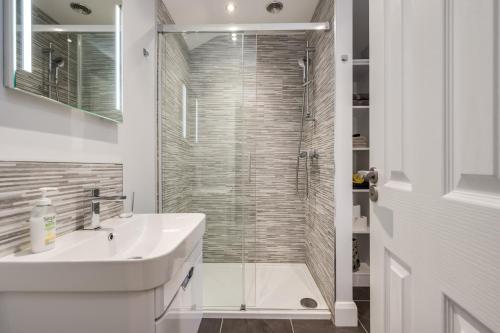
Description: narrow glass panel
xmin=158 ymin=31 xmax=257 ymax=310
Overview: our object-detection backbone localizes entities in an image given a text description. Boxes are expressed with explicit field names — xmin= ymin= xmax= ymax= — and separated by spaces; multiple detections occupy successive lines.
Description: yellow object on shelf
xmin=352 ymin=173 xmax=365 ymax=184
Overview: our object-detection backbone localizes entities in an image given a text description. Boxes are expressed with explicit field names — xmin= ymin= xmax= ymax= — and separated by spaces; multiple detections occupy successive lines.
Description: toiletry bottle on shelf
xmin=29 ymin=187 xmax=58 ymax=253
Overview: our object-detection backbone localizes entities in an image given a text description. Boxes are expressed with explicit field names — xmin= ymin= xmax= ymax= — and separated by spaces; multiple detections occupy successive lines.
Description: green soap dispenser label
xmin=44 ymin=215 xmax=56 ymax=245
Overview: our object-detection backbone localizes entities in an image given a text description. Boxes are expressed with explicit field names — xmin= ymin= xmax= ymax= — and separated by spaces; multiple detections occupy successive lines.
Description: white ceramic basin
xmin=0 ymin=213 xmax=205 ymax=292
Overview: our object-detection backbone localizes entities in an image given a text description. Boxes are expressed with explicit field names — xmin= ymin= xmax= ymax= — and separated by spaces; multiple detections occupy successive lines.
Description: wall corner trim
xmin=334 ymin=301 xmax=358 ymax=327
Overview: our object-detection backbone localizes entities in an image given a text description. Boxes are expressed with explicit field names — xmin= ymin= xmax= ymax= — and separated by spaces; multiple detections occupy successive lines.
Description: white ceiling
xmin=34 ymin=0 xmax=121 ymax=25
xmin=163 ymin=0 xmax=320 ymax=24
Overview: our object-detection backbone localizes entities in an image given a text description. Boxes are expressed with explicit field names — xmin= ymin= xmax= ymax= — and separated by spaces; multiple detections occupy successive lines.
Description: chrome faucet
xmin=85 ymin=188 xmax=126 ymax=230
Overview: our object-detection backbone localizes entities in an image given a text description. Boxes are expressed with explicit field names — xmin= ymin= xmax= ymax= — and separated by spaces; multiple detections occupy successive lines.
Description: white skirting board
xmin=334 ymin=301 xmax=358 ymax=327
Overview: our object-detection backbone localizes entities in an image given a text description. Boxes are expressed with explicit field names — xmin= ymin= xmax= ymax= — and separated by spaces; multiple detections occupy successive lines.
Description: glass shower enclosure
xmin=158 ymin=23 xmax=332 ymax=313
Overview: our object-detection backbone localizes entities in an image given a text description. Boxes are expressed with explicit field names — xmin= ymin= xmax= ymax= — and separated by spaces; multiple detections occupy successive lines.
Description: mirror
xmin=3 ymin=0 xmax=123 ymax=122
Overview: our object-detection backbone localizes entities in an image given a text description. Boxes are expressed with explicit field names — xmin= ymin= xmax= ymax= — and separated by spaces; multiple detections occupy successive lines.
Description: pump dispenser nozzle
xmin=37 ymin=187 xmax=58 ymax=206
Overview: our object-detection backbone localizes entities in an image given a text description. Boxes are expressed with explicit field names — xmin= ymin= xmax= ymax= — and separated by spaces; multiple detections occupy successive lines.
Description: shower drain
xmin=300 ymin=298 xmax=318 ymax=309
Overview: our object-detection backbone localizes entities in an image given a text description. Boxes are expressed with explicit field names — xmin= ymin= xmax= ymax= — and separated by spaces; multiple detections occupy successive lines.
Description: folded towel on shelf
xmin=353 ymin=216 xmax=368 ymax=231
xmin=353 ymin=135 xmax=368 ymax=148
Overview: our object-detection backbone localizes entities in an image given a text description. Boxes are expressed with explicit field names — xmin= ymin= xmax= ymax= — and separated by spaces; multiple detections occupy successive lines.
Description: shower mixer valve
xmin=309 ymin=150 xmax=319 ymax=160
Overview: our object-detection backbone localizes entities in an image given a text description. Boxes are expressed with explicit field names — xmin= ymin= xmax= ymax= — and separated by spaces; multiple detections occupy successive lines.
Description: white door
xmin=370 ymin=0 xmax=500 ymax=332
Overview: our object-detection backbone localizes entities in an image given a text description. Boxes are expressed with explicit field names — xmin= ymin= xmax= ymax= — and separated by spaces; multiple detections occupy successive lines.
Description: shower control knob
xmin=369 ymin=185 xmax=379 ymax=202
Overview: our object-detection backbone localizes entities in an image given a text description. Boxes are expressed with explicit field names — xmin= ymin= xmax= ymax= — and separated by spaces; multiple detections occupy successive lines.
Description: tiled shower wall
xmin=252 ymin=35 xmax=307 ymax=262
xmin=0 ymin=162 xmax=123 ymax=257
xmin=188 ymin=35 xmax=250 ymax=263
xmin=158 ymin=1 xmax=307 ymax=263
xmin=158 ymin=3 xmax=193 ymax=216
xmin=304 ymin=0 xmax=337 ymax=312
xmin=188 ymin=34 xmax=307 ymax=263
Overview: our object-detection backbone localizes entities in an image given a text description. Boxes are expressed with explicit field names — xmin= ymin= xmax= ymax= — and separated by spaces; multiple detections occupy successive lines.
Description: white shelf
xmin=353 ymin=59 xmax=369 ymax=66
xmin=353 ymin=147 xmax=369 ymax=151
xmin=353 ymin=262 xmax=370 ymax=287
xmin=353 ymin=226 xmax=370 ymax=234
xmin=353 ymin=189 xmax=369 ymax=193
xmin=353 ymin=105 xmax=369 ymax=110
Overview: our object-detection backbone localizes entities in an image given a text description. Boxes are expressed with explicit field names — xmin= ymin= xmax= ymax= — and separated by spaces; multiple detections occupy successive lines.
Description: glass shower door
xmin=158 ymin=31 xmax=257 ymax=310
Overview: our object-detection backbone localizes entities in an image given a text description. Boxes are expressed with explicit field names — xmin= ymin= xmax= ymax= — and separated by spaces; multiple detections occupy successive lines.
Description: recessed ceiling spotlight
xmin=266 ymin=1 xmax=284 ymax=14
xmin=70 ymin=2 xmax=92 ymax=15
xmin=225 ymin=2 xmax=236 ymax=13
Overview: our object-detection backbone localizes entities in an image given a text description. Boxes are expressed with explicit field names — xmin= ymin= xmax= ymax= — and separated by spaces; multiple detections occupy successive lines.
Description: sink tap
xmin=85 ymin=188 xmax=126 ymax=230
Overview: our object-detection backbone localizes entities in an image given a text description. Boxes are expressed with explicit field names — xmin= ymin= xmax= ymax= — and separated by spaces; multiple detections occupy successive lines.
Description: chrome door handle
xmin=364 ymin=167 xmax=378 ymax=184
xmin=369 ymin=185 xmax=379 ymax=202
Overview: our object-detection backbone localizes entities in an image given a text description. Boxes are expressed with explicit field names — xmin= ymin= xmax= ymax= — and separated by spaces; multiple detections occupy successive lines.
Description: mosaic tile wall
xmin=304 ymin=0 xmax=337 ymax=312
xmin=0 ymin=161 xmax=123 ymax=257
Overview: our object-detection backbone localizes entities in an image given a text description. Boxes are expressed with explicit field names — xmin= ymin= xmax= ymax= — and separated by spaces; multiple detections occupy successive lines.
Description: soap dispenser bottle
xmin=29 ymin=187 xmax=58 ymax=253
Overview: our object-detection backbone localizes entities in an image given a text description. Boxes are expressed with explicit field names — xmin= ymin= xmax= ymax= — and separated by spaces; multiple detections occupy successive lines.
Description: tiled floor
xmin=197 ymin=319 xmax=366 ymax=333
xmin=198 ymin=287 xmax=371 ymax=333
xmin=353 ymin=287 xmax=370 ymax=333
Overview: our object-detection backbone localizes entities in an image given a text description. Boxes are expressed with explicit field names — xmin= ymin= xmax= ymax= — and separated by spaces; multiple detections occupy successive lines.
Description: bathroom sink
xmin=0 ymin=213 xmax=205 ymax=292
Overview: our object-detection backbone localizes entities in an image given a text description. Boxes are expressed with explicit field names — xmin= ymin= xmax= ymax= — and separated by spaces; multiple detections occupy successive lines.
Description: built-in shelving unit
xmin=353 ymin=262 xmax=370 ymax=287
xmin=352 ymin=0 xmax=370 ymax=288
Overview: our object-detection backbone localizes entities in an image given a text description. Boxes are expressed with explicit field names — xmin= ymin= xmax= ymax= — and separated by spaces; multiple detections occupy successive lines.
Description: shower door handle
xmin=248 ymin=153 xmax=252 ymax=184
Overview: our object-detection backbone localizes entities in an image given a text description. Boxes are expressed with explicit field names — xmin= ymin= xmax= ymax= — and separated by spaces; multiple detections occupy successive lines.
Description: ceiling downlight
xmin=266 ymin=1 xmax=284 ymax=14
xmin=70 ymin=3 xmax=92 ymax=16
xmin=225 ymin=2 xmax=236 ymax=13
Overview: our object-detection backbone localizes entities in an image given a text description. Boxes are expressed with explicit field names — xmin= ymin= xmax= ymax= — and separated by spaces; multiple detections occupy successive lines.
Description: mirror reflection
xmin=7 ymin=0 xmax=122 ymax=122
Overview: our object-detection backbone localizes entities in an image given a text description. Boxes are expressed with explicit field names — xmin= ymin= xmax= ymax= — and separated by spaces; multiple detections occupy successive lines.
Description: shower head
xmin=298 ymin=58 xmax=308 ymax=81
xmin=52 ymin=57 xmax=65 ymax=84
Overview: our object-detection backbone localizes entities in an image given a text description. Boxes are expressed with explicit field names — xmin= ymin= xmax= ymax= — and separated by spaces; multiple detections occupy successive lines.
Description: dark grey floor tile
xmin=198 ymin=318 xmax=222 ymax=333
xmin=353 ymin=287 xmax=370 ymax=301
xmin=221 ymin=319 xmax=293 ymax=333
xmin=292 ymin=320 xmax=365 ymax=333
xmin=355 ymin=301 xmax=370 ymax=332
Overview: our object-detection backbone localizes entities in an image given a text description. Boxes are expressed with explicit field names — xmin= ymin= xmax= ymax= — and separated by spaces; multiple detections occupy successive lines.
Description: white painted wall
xmin=0 ymin=0 xmax=158 ymax=213
xmin=334 ymin=0 xmax=357 ymax=327
xmin=119 ymin=0 xmax=157 ymax=213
